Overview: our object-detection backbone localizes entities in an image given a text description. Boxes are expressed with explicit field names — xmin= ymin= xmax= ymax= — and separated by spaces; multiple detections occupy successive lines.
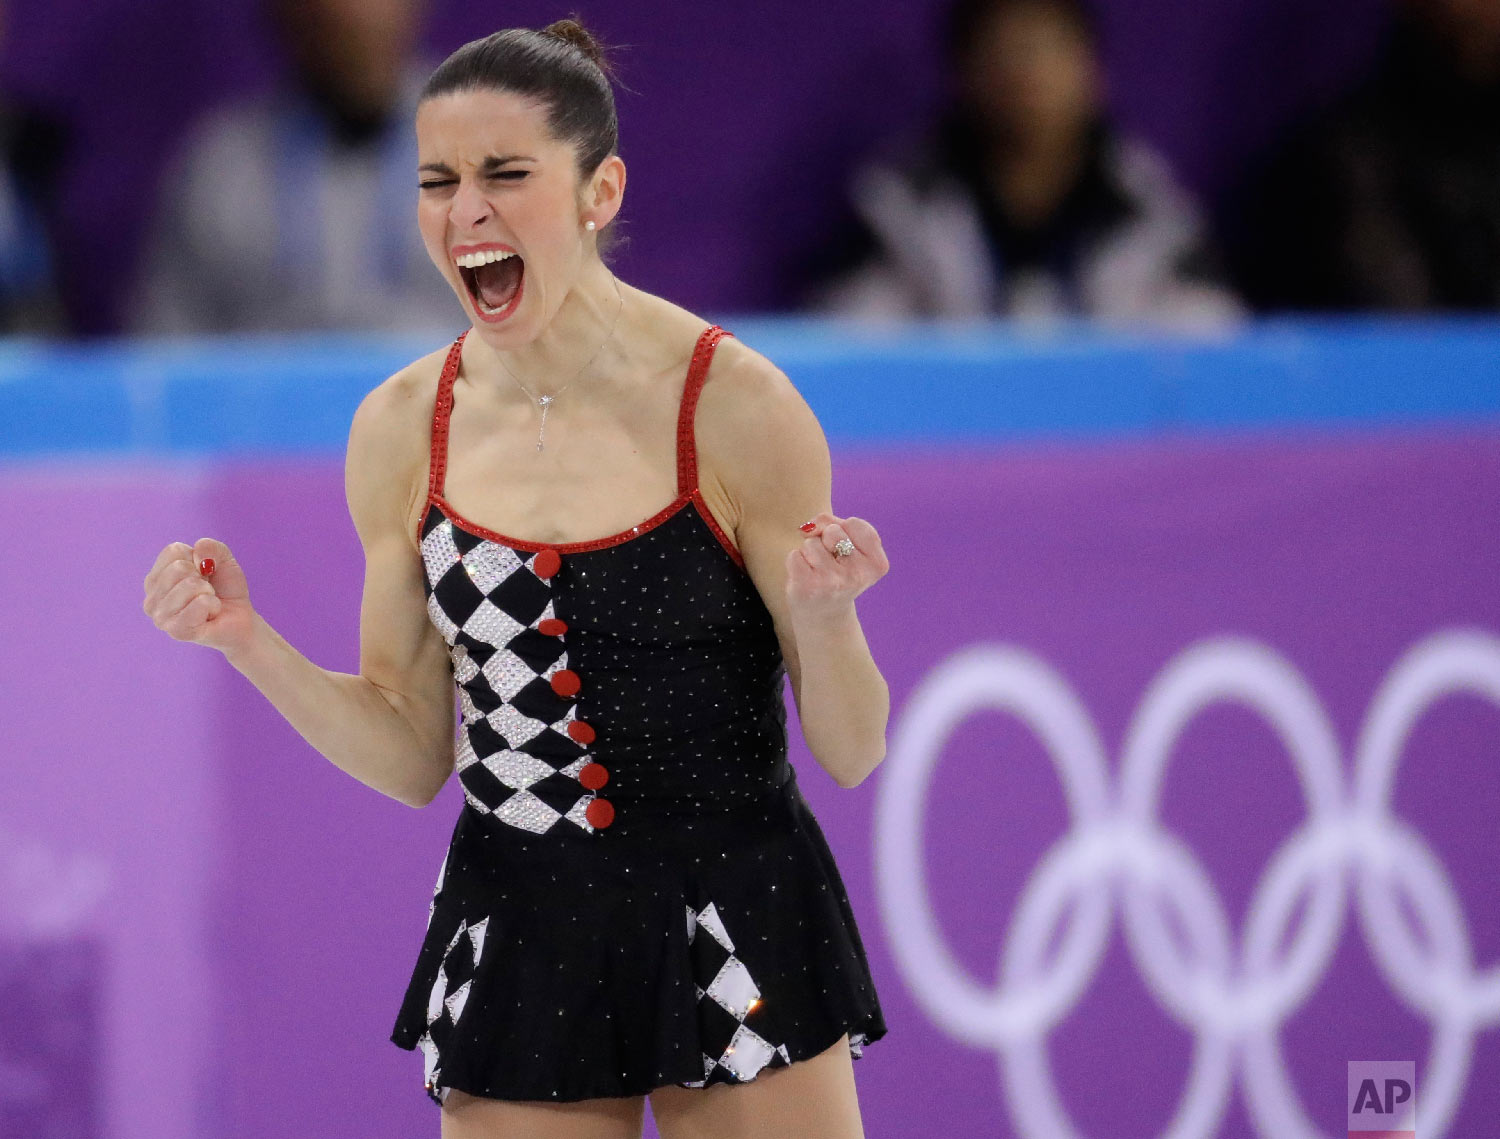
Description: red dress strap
xmin=428 ymin=330 xmax=468 ymax=501
xmin=676 ymin=324 xmax=734 ymax=496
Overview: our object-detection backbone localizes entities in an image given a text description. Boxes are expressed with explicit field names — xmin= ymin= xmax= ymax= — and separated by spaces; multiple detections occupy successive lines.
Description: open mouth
xmin=455 ymin=248 xmax=524 ymax=321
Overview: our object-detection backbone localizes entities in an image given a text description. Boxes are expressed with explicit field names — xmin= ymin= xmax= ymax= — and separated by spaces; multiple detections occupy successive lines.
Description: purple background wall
xmin=3 ymin=420 xmax=1498 ymax=1137
xmin=0 ymin=0 xmax=1390 ymax=332
xmin=0 ymin=466 xmax=219 ymax=1138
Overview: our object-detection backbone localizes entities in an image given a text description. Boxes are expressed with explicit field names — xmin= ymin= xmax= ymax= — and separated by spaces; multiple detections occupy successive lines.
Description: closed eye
xmin=420 ymin=171 xmax=527 ymax=189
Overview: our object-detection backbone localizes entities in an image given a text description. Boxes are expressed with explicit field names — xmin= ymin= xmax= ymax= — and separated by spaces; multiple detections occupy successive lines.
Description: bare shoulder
xmin=694 ymin=333 xmax=827 ymax=482
xmin=629 ymin=288 xmax=781 ymax=399
xmin=346 ymin=341 xmax=454 ymax=553
xmin=623 ymin=288 xmax=829 ymax=497
xmin=702 ymin=334 xmax=793 ymax=402
xmin=352 ymin=341 xmax=450 ymax=439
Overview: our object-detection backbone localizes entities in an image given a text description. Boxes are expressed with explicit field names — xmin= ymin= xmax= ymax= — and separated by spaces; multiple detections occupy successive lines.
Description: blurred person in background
xmin=1228 ymin=0 xmax=1500 ymax=311
xmin=130 ymin=0 xmax=455 ymax=334
xmin=809 ymin=0 xmax=1243 ymax=327
xmin=0 ymin=0 xmax=67 ymax=335
xmin=0 ymin=104 xmax=66 ymax=335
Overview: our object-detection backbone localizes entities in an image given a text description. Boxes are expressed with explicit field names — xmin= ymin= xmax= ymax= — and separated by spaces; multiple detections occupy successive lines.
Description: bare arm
xmin=697 ymin=346 xmax=891 ymax=788
xmin=143 ymin=360 xmax=457 ymax=807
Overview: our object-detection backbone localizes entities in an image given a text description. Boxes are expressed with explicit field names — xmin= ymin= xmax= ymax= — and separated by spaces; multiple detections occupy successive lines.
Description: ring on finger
xmin=832 ymin=537 xmax=856 ymax=559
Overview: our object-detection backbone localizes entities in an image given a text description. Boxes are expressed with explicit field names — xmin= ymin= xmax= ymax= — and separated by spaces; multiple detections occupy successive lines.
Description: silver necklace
xmin=496 ymin=276 xmax=625 ymax=452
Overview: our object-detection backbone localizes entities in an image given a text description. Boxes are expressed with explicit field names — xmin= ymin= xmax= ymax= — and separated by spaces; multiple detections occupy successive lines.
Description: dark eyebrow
xmin=417 ymin=155 xmax=538 ymax=176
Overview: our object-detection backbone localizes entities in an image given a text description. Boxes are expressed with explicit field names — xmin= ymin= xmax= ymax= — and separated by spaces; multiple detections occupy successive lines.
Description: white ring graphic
xmin=877 ymin=629 xmax=1500 ymax=1139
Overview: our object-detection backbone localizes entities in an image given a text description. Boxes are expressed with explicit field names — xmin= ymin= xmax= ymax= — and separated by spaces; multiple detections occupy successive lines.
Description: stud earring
xmin=584 ymin=220 xmax=596 ymax=232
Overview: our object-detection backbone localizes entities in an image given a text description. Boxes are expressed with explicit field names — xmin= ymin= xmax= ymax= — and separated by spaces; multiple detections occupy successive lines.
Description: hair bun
xmin=543 ymin=17 xmax=611 ymax=73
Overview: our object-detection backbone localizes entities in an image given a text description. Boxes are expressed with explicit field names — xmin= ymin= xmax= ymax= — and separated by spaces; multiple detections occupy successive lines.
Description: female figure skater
xmin=142 ymin=19 xmax=889 ymax=1139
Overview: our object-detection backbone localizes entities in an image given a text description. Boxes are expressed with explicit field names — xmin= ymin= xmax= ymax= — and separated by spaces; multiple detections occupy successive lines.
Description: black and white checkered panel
xmin=455 ymin=736 xmax=597 ymax=834
xmin=417 ymin=914 xmax=490 ymax=1104
xmin=679 ymin=901 xmax=792 ymax=1087
xmin=421 ymin=518 xmax=554 ymax=658
xmin=420 ymin=516 xmax=598 ymax=834
xmin=426 ymin=848 xmax=449 ymax=930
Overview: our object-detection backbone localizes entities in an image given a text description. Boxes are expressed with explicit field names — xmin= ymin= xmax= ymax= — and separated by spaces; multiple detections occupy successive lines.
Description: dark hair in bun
xmin=541 ymin=17 xmax=612 ymax=74
xmin=420 ymin=16 xmax=618 ymax=182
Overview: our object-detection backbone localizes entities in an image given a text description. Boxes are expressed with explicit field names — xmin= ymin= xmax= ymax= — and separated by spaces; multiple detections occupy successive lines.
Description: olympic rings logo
xmin=876 ymin=630 xmax=1500 ymax=1139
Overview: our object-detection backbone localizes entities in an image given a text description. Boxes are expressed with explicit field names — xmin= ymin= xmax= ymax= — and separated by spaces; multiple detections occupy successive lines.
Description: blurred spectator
xmin=0 ymin=0 xmax=67 ymax=335
xmin=809 ymin=0 xmax=1243 ymax=327
xmin=1228 ymin=0 xmax=1500 ymax=312
xmin=0 ymin=105 xmax=67 ymax=335
xmin=130 ymin=0 xmax=455 ymax=334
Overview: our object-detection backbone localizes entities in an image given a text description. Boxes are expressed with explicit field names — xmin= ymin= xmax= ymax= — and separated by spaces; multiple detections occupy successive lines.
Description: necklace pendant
xmin=538 ymin=395 xmax=553 ymax=407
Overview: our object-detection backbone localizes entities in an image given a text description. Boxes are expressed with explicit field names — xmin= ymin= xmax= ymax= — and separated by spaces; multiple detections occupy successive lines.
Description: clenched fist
xmin=786 ymin=512 xmax=890 ymax=623
xmin=142 ymin=537 xmax=255 ymax=655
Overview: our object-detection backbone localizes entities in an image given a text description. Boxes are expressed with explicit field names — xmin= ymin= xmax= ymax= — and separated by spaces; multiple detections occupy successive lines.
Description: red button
xmin=538 ymin=618 xmax=568 ymax=636
xmin=550 ymin=669 xmax=581 ymax=697
xmin=579 ymin=762 xmax=609 ymax=790
xmin=532 ymin=548 xmax=561 ymax=578
xmin=567 ymin=720 xmax=596 ymax=745
xmin=586 ymin=798 xmax=614 ymax=828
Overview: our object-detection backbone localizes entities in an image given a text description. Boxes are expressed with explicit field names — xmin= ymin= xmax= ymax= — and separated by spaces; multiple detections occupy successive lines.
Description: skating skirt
xmin=389 ymin=764 xmax=887 ymax=1104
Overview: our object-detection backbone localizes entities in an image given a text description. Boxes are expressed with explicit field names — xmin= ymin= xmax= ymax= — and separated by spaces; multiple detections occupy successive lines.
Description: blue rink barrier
xmin=1 ymin=316 xmax=1499 ymax=455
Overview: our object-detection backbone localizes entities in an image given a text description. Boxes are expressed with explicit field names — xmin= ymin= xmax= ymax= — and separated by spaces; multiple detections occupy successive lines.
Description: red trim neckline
xmin=424 ymin=492 xmax=745 ymax=568
xmin=418 ymin=325 xmax=745 ymax=568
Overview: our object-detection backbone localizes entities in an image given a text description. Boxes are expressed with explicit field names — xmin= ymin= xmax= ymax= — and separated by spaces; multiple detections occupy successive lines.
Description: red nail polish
xmin=799 ymin=521 xmax=816 ymax=532
xmin=199 ymin=558 xmax=215 ymax=576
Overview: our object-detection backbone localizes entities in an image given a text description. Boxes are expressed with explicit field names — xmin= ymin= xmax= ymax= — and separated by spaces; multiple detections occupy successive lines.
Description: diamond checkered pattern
xmin=679 ymin=901 xmax=793 ymax=1085
xmin=417 ymin=914 xmax=490 ymax=1103
xmin=421 ymin=515 xmax=599 ymax=835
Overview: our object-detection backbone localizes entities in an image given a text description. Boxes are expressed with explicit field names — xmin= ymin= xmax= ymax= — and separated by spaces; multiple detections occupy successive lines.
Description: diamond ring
xmin=832 ymin=537 xmax=856 ymax=559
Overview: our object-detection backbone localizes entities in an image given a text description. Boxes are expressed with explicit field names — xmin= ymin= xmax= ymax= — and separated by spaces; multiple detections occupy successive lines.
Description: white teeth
xmin=454 ymin=249 xmax=517 ymax=269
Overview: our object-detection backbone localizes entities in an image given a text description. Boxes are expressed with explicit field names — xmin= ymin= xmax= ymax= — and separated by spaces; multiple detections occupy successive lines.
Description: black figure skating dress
xmin=389 ymin=324 xmax=887 ymax=1104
